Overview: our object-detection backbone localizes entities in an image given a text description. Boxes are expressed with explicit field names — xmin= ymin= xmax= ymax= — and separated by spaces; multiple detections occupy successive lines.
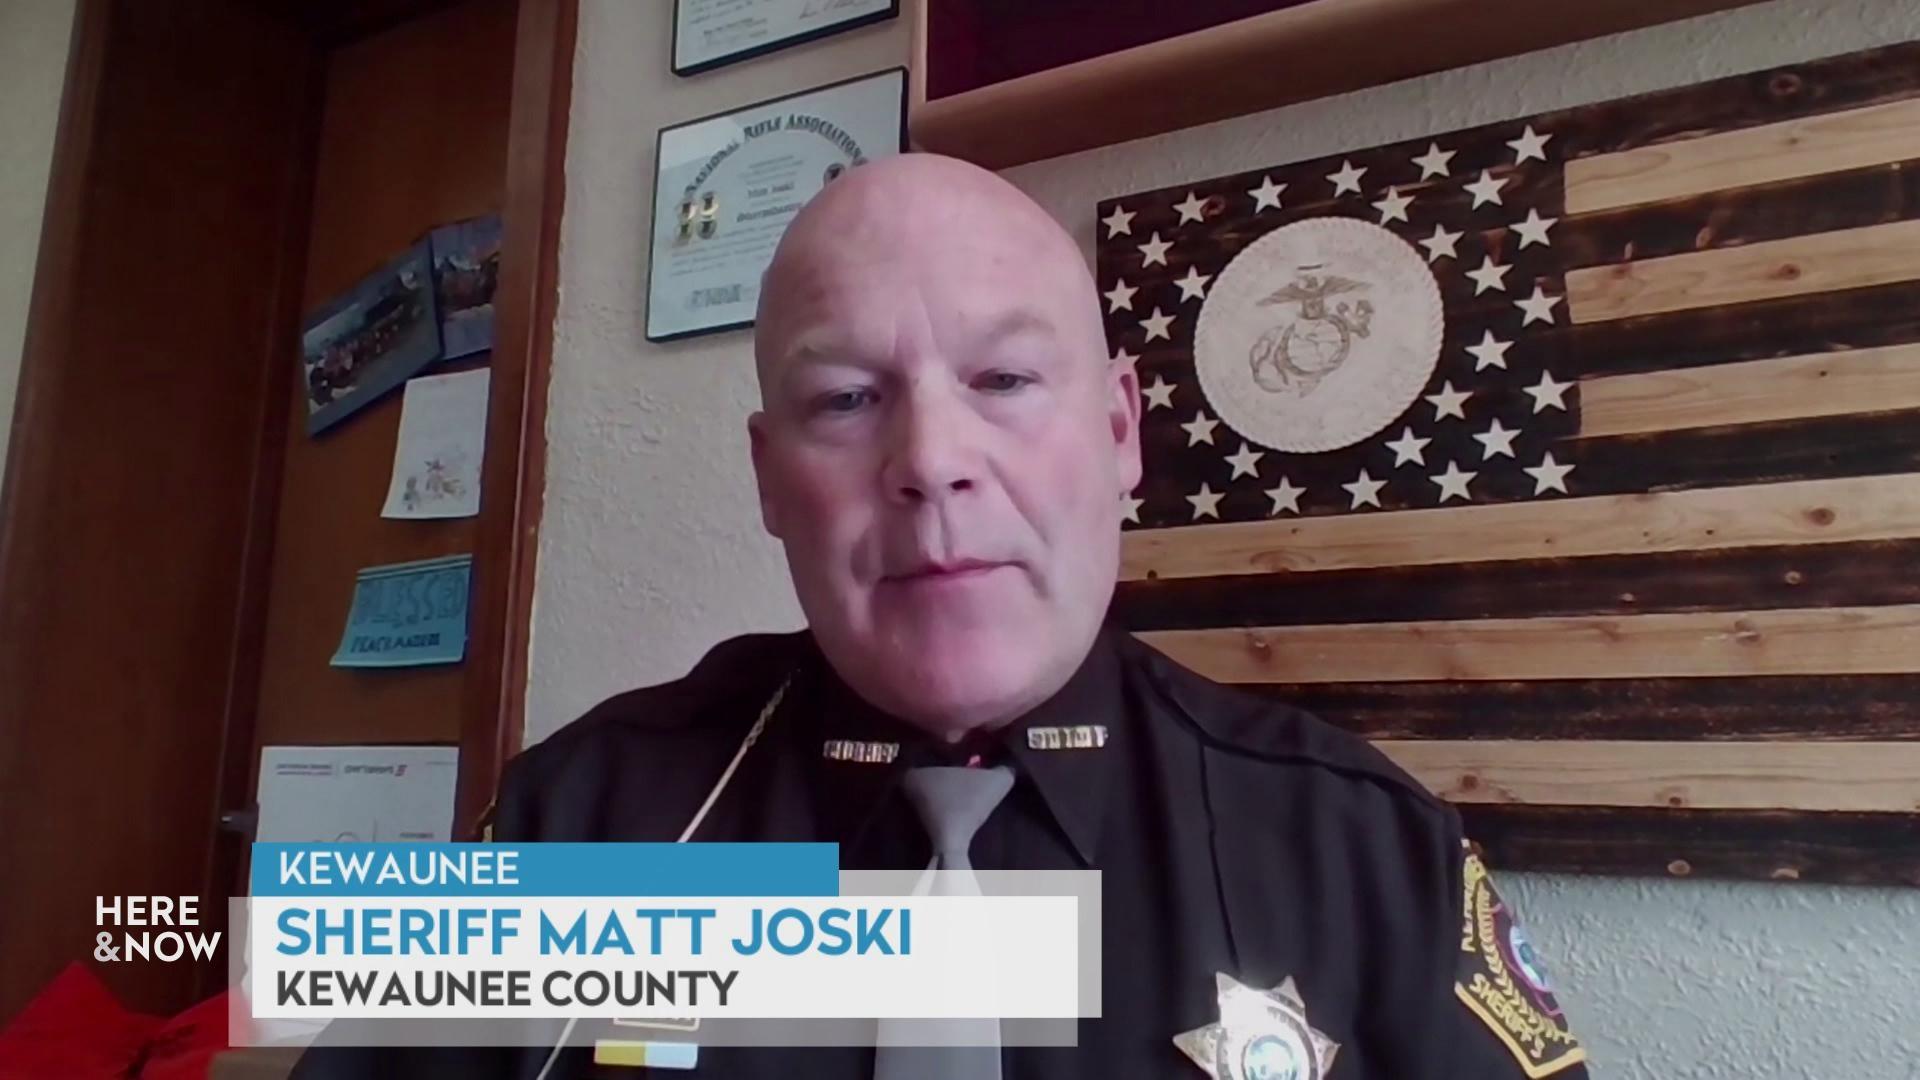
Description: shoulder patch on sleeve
xmin=1455 ymin=848 xmax=1586 ymax=1078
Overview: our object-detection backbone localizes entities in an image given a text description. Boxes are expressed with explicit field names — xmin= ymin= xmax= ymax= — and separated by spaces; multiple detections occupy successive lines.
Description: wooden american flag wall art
xmin=1099 ymin=42 xmax=1920 ymax=887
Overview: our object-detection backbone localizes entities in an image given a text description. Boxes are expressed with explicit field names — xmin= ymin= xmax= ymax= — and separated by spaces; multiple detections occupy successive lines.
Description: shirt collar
xmin=803 ymin=627 xmax=1126 ymax=867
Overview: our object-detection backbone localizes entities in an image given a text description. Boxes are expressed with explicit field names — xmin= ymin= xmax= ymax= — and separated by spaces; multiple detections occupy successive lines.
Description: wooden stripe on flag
xmin=1115 ymin=540 xmax=1920 ymax=629
xmin=1554 ymin=161 xmax=1920 ymax=271
xmin=1460 ymin=805 xmax=1920 ymax=885
xmin=1241 ymin=675 xmax=1920 ymax=742
xmin=1576 ymin=341 xmax=1920 ymax=437
xmin=1563 ymin=96 xmax=1920 ymax=214
xmin=1120 ymin=473 xmax=1920 ymax=580
xmin=1565 ymin=218 xmax=1920 ymax=323
xmin=1377 ymin=740 xmax=1920 ymax=812
xmin=1135 ymin=604 xmax=1920 ymax=684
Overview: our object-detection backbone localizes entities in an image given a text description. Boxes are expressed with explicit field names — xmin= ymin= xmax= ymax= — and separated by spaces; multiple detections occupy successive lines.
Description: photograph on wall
xmin=300 ymin=239 xmax=442 ymax=436
xmin=429 ymin=214 xmax=502 ymax=361
xmin=645 ymin=67 xmax=906 ymax=342
xmin=672 ymin=0 xmax=899 ymax=76
xmin=381 ymin=367 xmax=491 ymax=520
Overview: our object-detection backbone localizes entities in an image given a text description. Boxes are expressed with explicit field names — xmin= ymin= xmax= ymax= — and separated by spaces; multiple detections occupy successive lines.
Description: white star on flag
xmin=1372 ymin=187 xmax=1413 ymax=224
xmin=1525 ymin=371 xmax=1572 ymax=413
xmin=1512 ymin=208 xmax=1557 ymax=249
xmin=1430 ymin=461 xmax=1477 ymax=503
xmin=1173 ymin=191 xmax=1209 ymax=225
xmin=1342 ymin=469 xmax=1386 ymax=509
xmin=1141 ymin=375 xmax=1176 ymax=411
xmin=1425 ymin=381 xmax=1471 ymax=421
xmin=1411 ymin=142 xmax=1455 ymax=179
xmin=1138 ymin=232 xmax=1172 ymax=267
xmin=1101 ymin=204 xmax=1135 ymax=238
xmin=1514 ymin=285 xmax=1562 ymax=326
xmin=1508 ymin=124 xmax=1552 ymax=164
xmin=1187 ymin=483 xmax=1224 ymax=520
xmin=1465 ymin=330 xmax=1512 ymax=371
xmin=1465 ymin=256 xmax=1511 ymax=295
xmin=1112 ymin=345 xmax=1138 ymax=366
xmin=1419 ymin=224 xmax=1461 ymax=262
xmin=1464 ymin=169 xmax=1507 ymax=209
xmin=1524 ymin=451 xmax=1575 ymax=494
xmin=1181 ymin=412 xmax=1220 ymax=446
xmin=1248 ymin=175 xmax=1286 ymax=212
xmin=1120 ymin=491 xmax=1144 ymax=523
xmin=1140 ymin=307 xmax=1175 ymax=342
xmin=1473 ymin=417 xmax=1520 ymax=459
xmin=1103 ymin=279 xmax=1137 ymax=313
xmin=1224 ymin=442 xmax=1265 ymax=480
xmin=1384 ymin=426 xmax=1431 ymax=467
xmin=1264 ymin=477 xmax=1305 ymax=516
xmin=1327 ymin=159 xmax=1367 ymax=196
xmin=1174 ymin=266 xmax=1212 ymax=302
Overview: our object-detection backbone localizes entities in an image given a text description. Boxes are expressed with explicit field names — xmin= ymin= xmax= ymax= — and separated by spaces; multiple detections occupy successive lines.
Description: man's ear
xmin=1107 ymin=354 xmax=1144 ymax=494
xmin=747 ymin=412 xmax=786 ymax=539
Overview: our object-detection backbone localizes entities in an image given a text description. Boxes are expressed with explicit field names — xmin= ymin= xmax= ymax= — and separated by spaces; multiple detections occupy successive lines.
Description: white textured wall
xmin=528 ymin=0 xmax=910 ymax=735
xmin=532 ymin=1 xmax=1920 ymax=1075
xmin=0 ymin=0 xmax=77 ymax=486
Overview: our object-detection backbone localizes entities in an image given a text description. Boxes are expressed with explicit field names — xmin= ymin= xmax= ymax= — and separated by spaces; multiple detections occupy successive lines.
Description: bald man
xmin=292 ymin=154 xmax=1585 ymax=1080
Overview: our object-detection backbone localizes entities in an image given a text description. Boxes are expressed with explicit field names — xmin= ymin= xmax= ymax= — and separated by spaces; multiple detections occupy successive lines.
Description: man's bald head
xmin=755 ymin=154 xmax=1104 ymax=394
xmin=746 ymin=153 xmax=1141 ymax=737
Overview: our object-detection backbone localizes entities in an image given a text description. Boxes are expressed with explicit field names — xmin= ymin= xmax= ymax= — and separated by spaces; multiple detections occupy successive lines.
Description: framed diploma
xmin=645 ymin=68 xmax=907 ymax=343
xmin=673 ymin=0 xmax=899 ymax=77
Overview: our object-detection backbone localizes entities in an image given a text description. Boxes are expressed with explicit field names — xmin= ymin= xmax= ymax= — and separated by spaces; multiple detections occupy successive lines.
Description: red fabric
xmin=0 ymin=963 xmax=243 ymax=1080
xmin=0 ymin=964 xmax=159 ymax=1078
xmin=137 ymin=990 xmax=242 ymax=1080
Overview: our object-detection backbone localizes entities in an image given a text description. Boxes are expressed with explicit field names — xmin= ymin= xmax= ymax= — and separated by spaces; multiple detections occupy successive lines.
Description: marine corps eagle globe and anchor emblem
xmin=1250 ymin=269 xmax=1374 ymax=397
xmin=1194 ymin=216 xmax=1444 ymax=454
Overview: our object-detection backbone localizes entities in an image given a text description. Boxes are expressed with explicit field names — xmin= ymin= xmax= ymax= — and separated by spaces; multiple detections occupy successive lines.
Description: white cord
xmin=532 ymin=676 xmax=791 ymax=1080
xmin=676 ymin=676 xmax=788 ymax=844
xmin=532 ymin=1017 xmax=582 ymax=1080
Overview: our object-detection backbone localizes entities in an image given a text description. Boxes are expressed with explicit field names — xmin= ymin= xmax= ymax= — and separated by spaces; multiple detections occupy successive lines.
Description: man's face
xmin=750 ymin=163 xmax=1141 ymax=736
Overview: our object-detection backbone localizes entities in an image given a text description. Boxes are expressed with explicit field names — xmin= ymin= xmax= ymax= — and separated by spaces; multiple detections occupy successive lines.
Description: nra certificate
xmin=645 ymin=68 xmax=905 ymax=342
xmin=673 ymin=0 xmax=898 ymax=75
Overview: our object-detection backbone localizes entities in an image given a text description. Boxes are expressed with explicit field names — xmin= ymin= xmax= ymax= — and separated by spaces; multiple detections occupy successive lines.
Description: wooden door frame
xmin=0 ymin=0 xmax=573 ymax=1014
xmin=200 ymin=0 xmax=575 ymax=995
xmin=452 ymin=0 xmax=574 ymax=837
xmin=0 ymin=0 xmax=107 ymax=693
xmin=0 ymin=0 xmax=325 ymax=1017
xmin=201 ymin=0 xmax=574 ymax=880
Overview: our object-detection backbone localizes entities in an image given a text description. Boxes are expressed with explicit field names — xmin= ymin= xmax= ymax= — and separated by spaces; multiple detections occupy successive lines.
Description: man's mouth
xmin=883 ymin=558 xmax=1013 ymax=584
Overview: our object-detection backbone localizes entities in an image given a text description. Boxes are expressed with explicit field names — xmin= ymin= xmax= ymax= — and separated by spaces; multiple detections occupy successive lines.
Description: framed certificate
xmin=645 ymin=68 xmax=907 ymax=343
xmin=673 ymin=0 xmax=900 ymax=77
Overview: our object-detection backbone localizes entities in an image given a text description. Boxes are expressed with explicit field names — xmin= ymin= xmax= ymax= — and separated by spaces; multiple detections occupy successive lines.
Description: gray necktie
xmin=873 ymin=766 xmax=1013 ymax=1080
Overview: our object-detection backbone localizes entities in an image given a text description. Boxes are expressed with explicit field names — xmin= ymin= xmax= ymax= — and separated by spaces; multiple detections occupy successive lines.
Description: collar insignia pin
xmin=1026 ymin=724 xmax=1108 ymax=751
xmin=821 ymin=739 xmax=899 ymax=764
xmin=1174 ymin=972 xmax=1340 ymax=1080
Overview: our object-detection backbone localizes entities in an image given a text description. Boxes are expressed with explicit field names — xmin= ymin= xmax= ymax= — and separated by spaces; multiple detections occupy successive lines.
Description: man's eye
xmin=815 ymin=387 xmax=875 ymax=414
xmin=975 ymin=371 xmax=1034 ymax=394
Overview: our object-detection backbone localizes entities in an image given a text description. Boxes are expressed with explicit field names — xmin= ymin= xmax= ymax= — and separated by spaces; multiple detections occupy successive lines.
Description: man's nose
xmin=881 ymin=387 xmax=979 ymax=506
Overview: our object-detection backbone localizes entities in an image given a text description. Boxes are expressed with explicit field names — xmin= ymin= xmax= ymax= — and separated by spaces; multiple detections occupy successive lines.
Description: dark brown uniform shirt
xmin=293 ymin=626 xmax=1587 ymax=1080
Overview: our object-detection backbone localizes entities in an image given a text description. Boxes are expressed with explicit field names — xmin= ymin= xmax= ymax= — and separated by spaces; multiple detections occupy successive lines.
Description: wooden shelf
xmin=908 ymin=0 xmax=1768 ymax=169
